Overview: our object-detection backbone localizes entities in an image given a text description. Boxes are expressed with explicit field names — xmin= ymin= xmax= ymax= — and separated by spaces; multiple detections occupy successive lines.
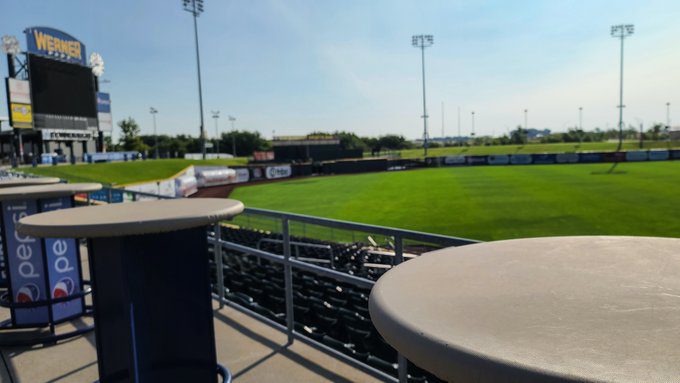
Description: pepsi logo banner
xmin=40 ymin=197 xmax=83 ymax=321
xmin=2 ymin=200 xmax=49 ymax=325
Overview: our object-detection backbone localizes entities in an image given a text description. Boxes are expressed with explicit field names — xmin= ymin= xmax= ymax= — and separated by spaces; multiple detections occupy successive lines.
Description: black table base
xmin=88 ymin=228 xmax=219 ymax=382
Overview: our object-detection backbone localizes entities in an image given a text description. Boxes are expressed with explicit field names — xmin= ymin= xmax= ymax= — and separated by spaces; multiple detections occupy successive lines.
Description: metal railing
xmin=85 ymin=187 xmax=480 ymax=382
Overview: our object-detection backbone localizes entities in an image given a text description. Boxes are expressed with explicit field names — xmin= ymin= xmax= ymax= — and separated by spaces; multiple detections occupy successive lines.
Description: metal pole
xmin=192 ymin=5 xmax=206 ymax=159
xmin=214 ymin=116 xmax=219 ymax=154
xmin=457 ymin=106 xmax=461 ymax=146
xmin=214 ymin=223 xmax=225 ymax=309
xmin=524 ymin=109 xmax=528 ymax=131
xmin=617 ymin=34 xmax=624 ymax=152
xmin=231 ymin=118 xmax=236 ymax=156
xmin=282 ymin=218 xmax=294 ymax=345
xmin=152 ymin=112 xmax=159 ymax=159
xmin=420 ymin=45 xmax=428 ymax=157
xmin=441 ymin=101 xmax=444 ymax=140
xmin=471 ymin=111 xmax=475 ymax=137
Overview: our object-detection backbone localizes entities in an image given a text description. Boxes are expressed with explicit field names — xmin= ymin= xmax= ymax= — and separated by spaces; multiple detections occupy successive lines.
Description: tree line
xmin=108 ymin=117 xmax=674 ymax=158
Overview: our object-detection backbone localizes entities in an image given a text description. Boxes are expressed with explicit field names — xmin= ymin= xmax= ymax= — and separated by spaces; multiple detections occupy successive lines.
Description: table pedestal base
xmin=89 ymin=228 xmax=218 ymax=382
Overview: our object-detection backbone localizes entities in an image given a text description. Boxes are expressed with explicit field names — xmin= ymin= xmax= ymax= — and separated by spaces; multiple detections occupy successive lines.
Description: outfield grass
xmin=390 ymin=140 xmax=680 ymax=159
xmin=19 ymin=158 xmax=248 ymax=185
xmin=230 ymin=161 xmax=680 ymax=241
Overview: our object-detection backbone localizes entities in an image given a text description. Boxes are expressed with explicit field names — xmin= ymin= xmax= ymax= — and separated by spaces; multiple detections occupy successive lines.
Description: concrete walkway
xmin=0 ymin=301 xmax=382 ymax=382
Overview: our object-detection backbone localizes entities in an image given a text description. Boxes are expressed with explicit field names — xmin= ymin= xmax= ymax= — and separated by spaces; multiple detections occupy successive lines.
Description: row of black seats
xmin=208 ymin=245 xmax=442 ymax=382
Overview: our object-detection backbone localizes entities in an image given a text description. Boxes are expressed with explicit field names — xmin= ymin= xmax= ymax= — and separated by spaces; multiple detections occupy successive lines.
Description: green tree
xmin=220 ymin=130 xmax=270 ymax=157
xmin=118 ymin=118 xmax=149 ymax=152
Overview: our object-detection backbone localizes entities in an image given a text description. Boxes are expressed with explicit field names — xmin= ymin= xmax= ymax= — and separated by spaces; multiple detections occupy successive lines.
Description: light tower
xmin=228 ymin=115 xmax=236 ymax=156
xmin=211 ymin=110 xmax=220 ymax=154
xmin=471 ymin=111 xmax=476 ymax=138
xmin=524 ymin=109 xmax=528 ymax=130
xmin=412 ymin=34 xmax=433 ymax=156
xmin=182 ymin=0 xmax=207 ymax=159
xmin=150 ymin=107 xmax=159 ymax=159
xmin=611 ymin=24 xmax=634 ymax=152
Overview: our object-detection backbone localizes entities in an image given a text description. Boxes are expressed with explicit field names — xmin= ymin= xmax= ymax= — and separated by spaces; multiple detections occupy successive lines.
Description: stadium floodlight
xmin=228 ymin=115 xmax=236 ymax=156
xmin=1 ymin=35 xmax=20 ymax=55
xmin=89 ymin=52 xmax=105 ymax=77
xmin=150 ymin=107 xmax=159 ymax=159
xmin=211 ymin=110 xmax=220 ymax=153
xmin=412 ymin=34 xmax=434 ymax=156
xmin=182 ymin=0 xmax=207 ymax=159
xmin=471 ymin=111 xmax=476 ymax=137
xmin=611 ymin=24 xmax=634 ymax=152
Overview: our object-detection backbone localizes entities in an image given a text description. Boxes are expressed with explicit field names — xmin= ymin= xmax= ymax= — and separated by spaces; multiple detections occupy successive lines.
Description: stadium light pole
xmin=150 ymin=107 xmax=159 ymax=159
xmin=579 ymin=107 xmax=583 ymax=131
xmin=666 ymin=102 xmax=671 ymax=130
xmin=457 ymin=107 xmax=461 ymax=146
xmin=611 ymin=24 xmax=634 ymax=152
xmin=471 ymin=111 xmax=476 ymax=139
xmin=229 ymin=115 xmax=236 ymax=156
xmin=412 ymin=34 xmax=433 ymax=157
xmin=524 ymin=109 xmax=528 ymax=130
xmin=182 ymin=0 xmax=207 ymax=159
xmin=211 ymin=110 xmax=220 ymax=154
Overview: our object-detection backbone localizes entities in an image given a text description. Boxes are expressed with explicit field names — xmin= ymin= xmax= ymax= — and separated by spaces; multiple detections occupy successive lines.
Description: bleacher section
xmin=209 ymin=226 xmax=442 ymax=383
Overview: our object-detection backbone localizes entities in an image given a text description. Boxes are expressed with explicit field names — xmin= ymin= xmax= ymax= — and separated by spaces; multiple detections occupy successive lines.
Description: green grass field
xmin=230 ymin=161 xmax=680 ymax=241
xmin=390 ymin=140 xmax=679 ymax=159
xmin=18 ymin=158 xmax=248 ymax=185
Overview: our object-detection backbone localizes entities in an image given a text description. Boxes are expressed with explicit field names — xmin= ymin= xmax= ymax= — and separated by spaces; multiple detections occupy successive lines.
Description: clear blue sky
xmin=1 ymin=0 xmax=679 ymax=141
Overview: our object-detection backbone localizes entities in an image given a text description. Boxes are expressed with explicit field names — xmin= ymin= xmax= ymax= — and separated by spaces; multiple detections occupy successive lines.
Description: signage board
xmin=579 ymin=153 xmax=603 ymax=163
xmin=487 ymin=155 xmax=509 ymax=165
xmin=9 ymin=103 xmax=33 ymax=129
xmin=265 ymin=165 xmax=292 ymax=179
xmin=648 ymin=150 xmax=669 ymax=161
xmin=510 ymin=154 xmax=532 ymax=165
xmin=2 ymin=200 xmax=49 ymax=325
xmin=444 ymin=155 xmax=466 ymax=165
xmin=8 ymin=78 xmax=31 ymax=104
xmin=556 ymin=153 xmax=579 ymax=163
xmin=233 ymin=168 xmax=250 ymax=183
xmin=532 ymin=154 xmax=557 ymax=164
xmin=41 ymin=129 xmax=95 ymax=141
xmin=97 ymin=92 xmax=113 ymax=132
xmin=625 ymin=151 xmax=648 ymax=162
xmin=466 ymin=156 xmax=488 ymax=165
xmin=24 ymin=27 xmax=86 ymax=66
xmin=40 ymin=197 xmax=83 ymax=321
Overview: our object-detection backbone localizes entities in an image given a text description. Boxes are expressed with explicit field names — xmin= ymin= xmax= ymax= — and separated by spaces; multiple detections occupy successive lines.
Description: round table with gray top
xmin=0 ymin=177 xmax=60 ymax=188
xmin=0 ymin=182 xmax=101 ymax=346
xmin=369 ymin=236 xmax=680 ymax=383
xmin=18 ymin=198 xmax=244 ymax=383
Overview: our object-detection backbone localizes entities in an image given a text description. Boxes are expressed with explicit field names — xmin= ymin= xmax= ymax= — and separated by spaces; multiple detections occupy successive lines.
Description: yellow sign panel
xmin=10 ymin=103 xmax=33 ymax=129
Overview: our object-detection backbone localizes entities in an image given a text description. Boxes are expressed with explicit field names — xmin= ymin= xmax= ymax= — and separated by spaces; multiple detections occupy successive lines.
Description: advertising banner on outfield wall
xmin=234 ymin=168 xmax=250 ymax=183
xmin=648 ymin=150 xmax=669 ymax=161
xmin=625 ymin=151 xmax=648 ymax=162
xmin=602 ymin=152 xmax=626 ymax=162
xmin=266 ymin=165 xmax=292 ymax=179
xmin=510 ymin=154 xmax=532 ymax=165
xmin=2 ymin=200 xmax=49 ymax=325
xmin=579 ymin=153 xmax=603 ymax=163
xmin=40 ymin=197 xmax=83 ymax=321
xmin=487 ymin=155 xmax=509 ymax=165
xmin=556 ymin=153 xmax=579 ymax=163
xmin=444 ymin=155 xmax=466 ymax=165
xmin=467 ymin=156 xmax=488 ymax=165
xmin=532 ymin=154 xmax=557 ymax=164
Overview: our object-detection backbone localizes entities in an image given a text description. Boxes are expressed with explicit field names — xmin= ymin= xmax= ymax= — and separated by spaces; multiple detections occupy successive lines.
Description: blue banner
xmin=88 ymin=189 xmax=124 ymax=203
xmin=532 ymin=154 xmax=557 ymax=164
xmin=487 ymin=155 xmax=509 ymax=165
xmin=510 ymin=154 xmax=532 ymax=165
xmin=97 ymin=92 xmax=111 ymax=113
xmin=40 ymin=197 xmax=83 ymax=321
xmin=24 ymin=27 xmax=86 ymax=66
xmin=2 ymin=200 xmax=49 ymax=325
xmin=467 ymin=156 xmax=488 ymax=165
xmin=579 ymin=153 xmax=603 ymax=163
